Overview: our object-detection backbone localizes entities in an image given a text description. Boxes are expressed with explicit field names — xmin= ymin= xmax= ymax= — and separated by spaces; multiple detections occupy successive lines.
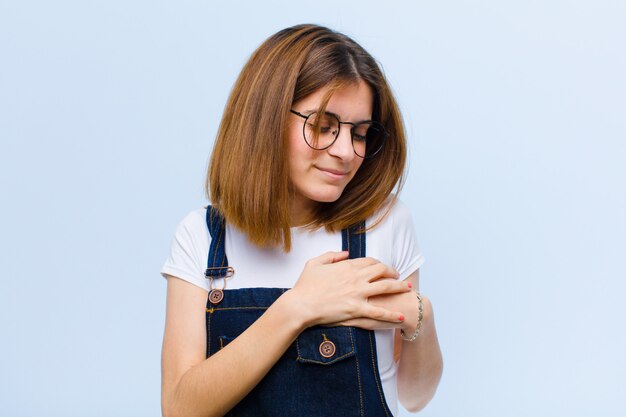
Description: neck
xmin=289 ymin=195 xmax=316 ymax=227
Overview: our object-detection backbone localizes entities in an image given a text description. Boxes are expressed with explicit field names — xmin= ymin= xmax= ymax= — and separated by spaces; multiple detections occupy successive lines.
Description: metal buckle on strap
xmin=204 ymin=266 xmax=235 ymax=278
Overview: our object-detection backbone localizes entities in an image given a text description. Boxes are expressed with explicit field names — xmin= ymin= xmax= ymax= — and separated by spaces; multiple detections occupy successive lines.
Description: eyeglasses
xmin=290 ymin=109 xmax=387 ymax=158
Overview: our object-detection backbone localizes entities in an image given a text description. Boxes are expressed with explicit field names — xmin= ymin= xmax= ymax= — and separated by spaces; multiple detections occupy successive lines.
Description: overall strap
xmin=341 ymin=221 xmax=366 ymax=259
xmin=204 ymin=206 xmax=232 ymax=278
xmin=206 ymin=205 xmax=365 ymax=273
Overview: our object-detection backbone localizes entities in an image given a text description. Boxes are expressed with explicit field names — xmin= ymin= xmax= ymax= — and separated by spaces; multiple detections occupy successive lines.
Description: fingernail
xmin=398 ymin=314 xmax=405 ymax=321
xmin=407 ymin=282 xmax=413 ymax=289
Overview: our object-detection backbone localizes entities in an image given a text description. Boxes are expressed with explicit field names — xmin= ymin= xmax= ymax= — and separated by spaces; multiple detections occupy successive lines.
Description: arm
xmin=395 ymin=270 xmax=443 ymax=413
xmin=161 ymin=275 xmax=304 ymax=417
xmin=161 ymin=252 xmax=411 ymax=417
xmin=338 ymin=270 xmax=443 ymax=411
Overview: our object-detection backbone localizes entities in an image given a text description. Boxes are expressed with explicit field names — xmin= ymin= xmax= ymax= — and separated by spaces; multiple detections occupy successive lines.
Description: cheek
xmin=287 ymin=123 xmax=302 ymax=157
xmin=288 ymin=126 xmax=315 ymax=167
xmin=350 ymin=158 xmax=365 ymax=180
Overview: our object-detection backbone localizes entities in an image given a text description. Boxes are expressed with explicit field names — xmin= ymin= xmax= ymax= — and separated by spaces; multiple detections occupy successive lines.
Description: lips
xmin=316 ymin=166 xmax=349 ymax=176
xmin=314 ymin=166 xmax=350 ymax=181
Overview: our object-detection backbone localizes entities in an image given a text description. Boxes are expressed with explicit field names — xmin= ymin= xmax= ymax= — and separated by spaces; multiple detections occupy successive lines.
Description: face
xmin=287 ymin=80 xmax=374 ymax=222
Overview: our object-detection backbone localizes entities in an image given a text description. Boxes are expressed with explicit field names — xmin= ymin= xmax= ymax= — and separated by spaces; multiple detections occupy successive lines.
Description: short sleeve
xmin=160 ymin=209 xmax=210 ymax=292
xmin=391 ymin=200 xmax=425 ymax=280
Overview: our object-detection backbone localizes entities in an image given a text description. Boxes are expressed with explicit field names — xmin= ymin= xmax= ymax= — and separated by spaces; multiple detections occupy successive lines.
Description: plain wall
xmin=1 ymin=1 xmax=625 ymax=416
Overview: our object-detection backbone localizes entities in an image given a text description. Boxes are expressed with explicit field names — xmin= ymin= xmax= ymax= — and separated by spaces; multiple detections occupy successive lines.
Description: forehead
xmin=296 ymin=80 xmax=374 ymax=121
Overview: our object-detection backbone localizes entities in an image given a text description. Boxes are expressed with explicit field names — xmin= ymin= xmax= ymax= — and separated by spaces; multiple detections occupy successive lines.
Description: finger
xmin=311 ymin=251 xmax=350 ymax=265
xmin=361 ymin=305 xmax=405 ymax=323
xmin=363 ymin=279 xmax=412 ymax=298
xmin=360 ymin=262 xmax=399 ymax=282
xmin=345 ymin=256 xmax=381 ymax=268
xmin=326 ymin=318 xmax=388 ymax=330
xmin=324 ymin=319 xmax=372 ymax=328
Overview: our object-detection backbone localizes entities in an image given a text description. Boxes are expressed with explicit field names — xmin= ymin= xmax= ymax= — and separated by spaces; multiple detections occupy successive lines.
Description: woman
xmin=160 ymin=24 xmax=443 ymax=417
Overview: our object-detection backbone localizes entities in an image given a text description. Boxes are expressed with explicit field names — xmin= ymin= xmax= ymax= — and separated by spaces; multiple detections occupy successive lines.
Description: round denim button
xmin=319 ymin=340 xmax=336 ymax=358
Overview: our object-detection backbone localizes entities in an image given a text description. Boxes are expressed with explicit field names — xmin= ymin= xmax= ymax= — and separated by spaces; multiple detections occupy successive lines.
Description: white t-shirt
xmin=161 ymin=199 xmax=424 ymax=416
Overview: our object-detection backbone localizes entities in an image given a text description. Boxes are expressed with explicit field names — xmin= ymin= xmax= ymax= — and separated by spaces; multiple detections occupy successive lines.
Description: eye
xmin=306 ymin=123 xmax=333 ymax=133
xmin=352 ymin=123 xmax=371 ymax=142
xmin=307 ymin=112 xmax=338 ymax=135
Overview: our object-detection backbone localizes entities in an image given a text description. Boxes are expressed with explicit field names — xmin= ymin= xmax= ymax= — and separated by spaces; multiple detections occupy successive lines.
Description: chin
xmin=305 ymin=187 xmax=346 ymax=204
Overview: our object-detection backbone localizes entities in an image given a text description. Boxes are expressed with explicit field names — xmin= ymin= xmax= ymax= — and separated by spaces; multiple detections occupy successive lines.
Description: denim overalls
xmin=204 ymin=206 xmax=394 ymax=416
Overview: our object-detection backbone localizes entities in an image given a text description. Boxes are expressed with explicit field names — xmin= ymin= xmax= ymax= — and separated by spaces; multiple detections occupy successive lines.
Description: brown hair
xmin=207 ymin=24 xmax=407 ymax=251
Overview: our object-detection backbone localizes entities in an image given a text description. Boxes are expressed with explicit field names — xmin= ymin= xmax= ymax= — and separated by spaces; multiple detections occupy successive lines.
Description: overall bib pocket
xmin=296 ymin=326 xmax=355 ymax=365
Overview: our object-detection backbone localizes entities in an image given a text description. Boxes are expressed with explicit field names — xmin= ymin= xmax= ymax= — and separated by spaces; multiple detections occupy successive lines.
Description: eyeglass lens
xmin=303 ymin=112 xmax=385 ymax=158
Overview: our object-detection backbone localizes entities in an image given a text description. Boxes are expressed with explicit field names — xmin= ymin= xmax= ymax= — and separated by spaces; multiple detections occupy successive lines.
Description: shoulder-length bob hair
xmin=207 ymin=24 xmax=407 ymax=251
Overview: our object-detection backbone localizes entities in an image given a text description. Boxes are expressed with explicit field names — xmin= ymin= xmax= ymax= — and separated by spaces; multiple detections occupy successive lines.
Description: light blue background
xmin=1 ymin=1 xmax=625 ymax=416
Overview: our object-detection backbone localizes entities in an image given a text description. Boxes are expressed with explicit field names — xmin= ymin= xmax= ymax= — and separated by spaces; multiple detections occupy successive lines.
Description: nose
xmin=327 ymin=126 xmax=355 ymax=161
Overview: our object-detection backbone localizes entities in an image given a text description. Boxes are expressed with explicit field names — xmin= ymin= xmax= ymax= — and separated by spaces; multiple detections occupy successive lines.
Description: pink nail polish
xmin=398 ymin=314 xmax=405 ymax=321
xmin=407 ymin=282 xmax=412 ymax=289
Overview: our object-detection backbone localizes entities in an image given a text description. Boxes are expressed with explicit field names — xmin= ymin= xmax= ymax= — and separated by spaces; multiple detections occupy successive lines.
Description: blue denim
xmin=204 ymin=206 xmax=394 ymax=416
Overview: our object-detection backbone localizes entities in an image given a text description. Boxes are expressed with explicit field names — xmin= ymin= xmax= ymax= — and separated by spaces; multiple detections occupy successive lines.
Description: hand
xmin=286 ymin=251 xmax=412 ymax=328
xmin=333 ymin=289 xmax=424 ymax=331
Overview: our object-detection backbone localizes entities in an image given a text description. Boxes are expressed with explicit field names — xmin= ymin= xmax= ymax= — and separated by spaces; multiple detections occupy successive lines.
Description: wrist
xmin=275 ymin=289 xmax=315 ymax=332
xmin=400 ymin=290 xmax=426 ymax=342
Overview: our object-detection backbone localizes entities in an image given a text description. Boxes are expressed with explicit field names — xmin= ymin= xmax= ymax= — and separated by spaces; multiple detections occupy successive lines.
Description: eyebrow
xmin=304 ymin=109 xmax=373 ymax=124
